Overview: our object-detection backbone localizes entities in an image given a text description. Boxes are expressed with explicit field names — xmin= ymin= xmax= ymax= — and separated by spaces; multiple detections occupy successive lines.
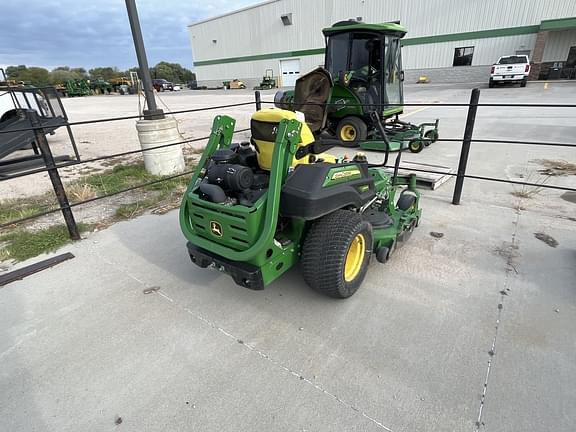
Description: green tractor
xmin=254 ymin=69 xmax=277 ymax=90
xmin=179 ymin=66 xmax=422 ymax=298
xmin=90 ymin=78 xmax=113 ymax=95
xmin=275 ymin=20 xmax=439 ymax=153
xmin=65 ymin=79 xmax=92 ymax=97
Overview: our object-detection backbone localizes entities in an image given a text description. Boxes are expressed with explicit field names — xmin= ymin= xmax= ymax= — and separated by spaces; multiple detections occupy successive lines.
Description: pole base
xmin=136 ymin=117 xmax=185 ymax=176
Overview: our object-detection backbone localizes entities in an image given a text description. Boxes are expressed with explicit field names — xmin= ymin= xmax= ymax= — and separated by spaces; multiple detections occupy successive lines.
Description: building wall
xmin=542 ymin=29 xmax=576 ymax=61
xmin=189 ymin=0 xmax=576 ymax=84
xmin=402 ymin=34 xmax=538 ymax=69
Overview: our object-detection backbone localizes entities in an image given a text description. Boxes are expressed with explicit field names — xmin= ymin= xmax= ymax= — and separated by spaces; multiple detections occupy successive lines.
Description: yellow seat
xmin=251 ymin=108 xmax=336 ymax=170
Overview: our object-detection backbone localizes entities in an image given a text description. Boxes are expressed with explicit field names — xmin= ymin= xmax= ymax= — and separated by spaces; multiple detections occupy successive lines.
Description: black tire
xmin=397 ymin=193 xmax=416 ymax=211
xmin=302 ymin=210 xmax=373 ymax=298
xmin=336 ymin=117 xmax=368 ymax=142
xmin=488 ymin=80 xmax=495 ymax=88
xmin=0 ymin=109 xmax=20 ymax=123
xmin=520 ymin=79 xmax=527 ymax=87
xmin=408 ymin=139 xmax=424 ymax=153
xmin=424 ymin=129 xmax=438 ymax=143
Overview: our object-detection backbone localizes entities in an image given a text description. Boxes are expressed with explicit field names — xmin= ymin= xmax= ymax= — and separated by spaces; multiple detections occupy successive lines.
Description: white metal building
xmin=188 ymin=0 xmax=576 ymax=87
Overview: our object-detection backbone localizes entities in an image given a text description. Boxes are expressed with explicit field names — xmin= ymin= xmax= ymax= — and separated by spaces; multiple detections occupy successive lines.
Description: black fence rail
xmin=0 ymin=89 xmax=575 ymax=240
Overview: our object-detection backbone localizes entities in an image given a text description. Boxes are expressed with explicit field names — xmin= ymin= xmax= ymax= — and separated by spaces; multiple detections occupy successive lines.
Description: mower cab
xmin=323 ymin=20 xmax=406 ymax=122
xmin=275 ymin=20 xmax=439 ymax=153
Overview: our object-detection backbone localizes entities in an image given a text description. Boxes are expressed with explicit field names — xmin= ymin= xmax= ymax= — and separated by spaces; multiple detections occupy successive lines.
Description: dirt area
xmin=0 ymin=90 xmax=259 ymax=200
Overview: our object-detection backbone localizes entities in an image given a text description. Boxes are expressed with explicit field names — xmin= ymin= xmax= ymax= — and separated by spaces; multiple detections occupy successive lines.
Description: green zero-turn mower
xmin=179 ymin=68 xmax=422 ymax=298
xmin=275 ymin=20 xmax=439 ymax=154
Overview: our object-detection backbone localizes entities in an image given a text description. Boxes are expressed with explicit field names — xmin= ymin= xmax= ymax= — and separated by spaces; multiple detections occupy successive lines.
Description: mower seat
xmin=250 ymin=108 xmax=336 ymax=170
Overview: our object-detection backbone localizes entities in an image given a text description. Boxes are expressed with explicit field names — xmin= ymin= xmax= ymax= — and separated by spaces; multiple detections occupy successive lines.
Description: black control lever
xmin=369 ymin=111 xmax=403 ymax=185
xmin=369 ymin=111 xmax=390 ymax=168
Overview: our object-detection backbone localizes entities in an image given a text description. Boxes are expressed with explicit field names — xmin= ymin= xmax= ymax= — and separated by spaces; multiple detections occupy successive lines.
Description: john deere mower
xmin=275 ymin=20 xmax=439 ymax=154
xmin=179 ymin=68 xmax=421 ymax=298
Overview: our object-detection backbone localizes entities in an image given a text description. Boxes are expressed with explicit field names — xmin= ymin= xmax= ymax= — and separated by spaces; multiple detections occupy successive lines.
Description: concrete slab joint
xmin=136 ymin=117 xmax=185 ymax=176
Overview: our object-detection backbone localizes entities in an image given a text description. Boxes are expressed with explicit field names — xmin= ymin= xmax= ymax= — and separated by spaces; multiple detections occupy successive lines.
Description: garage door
xmin=280 ymin=59 xmax=300 ymax=87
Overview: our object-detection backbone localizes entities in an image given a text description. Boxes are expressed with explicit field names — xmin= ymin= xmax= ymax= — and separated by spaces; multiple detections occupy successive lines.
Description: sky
xmin=0 ymin=0 xmax=260 ymax=72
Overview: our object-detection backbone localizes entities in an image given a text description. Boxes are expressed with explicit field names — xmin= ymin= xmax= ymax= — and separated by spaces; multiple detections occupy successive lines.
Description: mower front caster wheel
xmin=408 ymin=139 xmax=425 ymax=153
xmin=424 ymin=129 xmax=438 ymax=145
xmin=302 ymin=210 xmax=373 ymax=298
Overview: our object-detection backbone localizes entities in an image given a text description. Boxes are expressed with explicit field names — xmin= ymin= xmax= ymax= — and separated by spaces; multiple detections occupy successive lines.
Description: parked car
xmin=489 ymin=55 xmax=530 ymax=88
xmin=152 ymin=79 xmax=174 ymax=92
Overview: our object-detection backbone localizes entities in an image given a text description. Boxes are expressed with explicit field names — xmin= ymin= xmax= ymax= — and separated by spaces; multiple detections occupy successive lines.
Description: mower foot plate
xmin=186 ymin=242 xmax=264 ymax=290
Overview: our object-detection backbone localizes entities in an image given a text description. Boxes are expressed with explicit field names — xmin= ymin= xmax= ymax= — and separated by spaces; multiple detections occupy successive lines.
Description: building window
xmin=453 ymin=46 xmax=474 ymax=66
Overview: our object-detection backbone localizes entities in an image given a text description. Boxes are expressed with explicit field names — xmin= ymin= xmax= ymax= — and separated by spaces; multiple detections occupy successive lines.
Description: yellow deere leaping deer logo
xmin=210 ymin=221 xmax=223 ymax=237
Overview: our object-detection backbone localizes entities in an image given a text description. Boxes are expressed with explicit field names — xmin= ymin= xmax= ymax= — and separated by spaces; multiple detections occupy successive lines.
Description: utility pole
xmin=124 ymin=0 xmax=185 ymax=175
xmin=125 ymin=0 xmax=163 ymax=119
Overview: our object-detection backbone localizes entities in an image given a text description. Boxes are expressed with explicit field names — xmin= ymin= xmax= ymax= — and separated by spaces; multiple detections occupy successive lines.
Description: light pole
xmin=125 ymin=0 xmax=185 ymax=175
xmin=125 ymin=0 xmax=163 ymax=119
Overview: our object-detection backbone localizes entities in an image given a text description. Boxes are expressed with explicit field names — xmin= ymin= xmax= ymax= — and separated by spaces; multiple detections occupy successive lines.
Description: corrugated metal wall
xmin=403 ymin=34 xmax=538 ymax=69
xmin=189 ymin=0 xmax=576 ymax=83
xmin=542 ymin=29 xmax=576 ymax=62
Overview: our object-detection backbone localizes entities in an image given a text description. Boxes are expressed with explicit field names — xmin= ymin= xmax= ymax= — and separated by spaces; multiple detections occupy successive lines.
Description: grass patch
xmin=0 ymin=196 xmax=56 ymax=225
xmin=76 ymin=162 xmax=192 ymax=198
xmin=510 ymin=169 xmax=551 ymax=200
xmin=535 ymin=159 xmax=576 ymax=176
xmin=0 ymin=162 xmax=193 ymax=228
xmin=510 ymin=190 xmax=534 ymax=199
xmin=115 ymin=199 xmax=157 ymax=219
xmin=0 ymin=224 xmax=90 ymax=262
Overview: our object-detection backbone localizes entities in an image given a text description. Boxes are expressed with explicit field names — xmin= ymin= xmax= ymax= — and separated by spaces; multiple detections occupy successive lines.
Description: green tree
xmin=6 ymin=65 xmax=50 ymax=86
xmin=71 ymin=67 xmax=87 ymax=77
xmin=88 ymin=67 xmax=123 ymax=81
xmin=47 ymin=66 xmax=88 ymax=85
xmin=150 ymin=62 xmax=195 ymax=83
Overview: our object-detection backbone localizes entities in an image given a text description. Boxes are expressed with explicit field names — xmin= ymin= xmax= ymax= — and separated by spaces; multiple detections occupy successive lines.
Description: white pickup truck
xmin=489 ymin=55 xmax=530 ymax=88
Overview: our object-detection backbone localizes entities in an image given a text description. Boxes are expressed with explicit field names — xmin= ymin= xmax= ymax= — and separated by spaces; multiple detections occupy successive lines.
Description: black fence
xmin=0 ymin=88 xmax=575 ymax=240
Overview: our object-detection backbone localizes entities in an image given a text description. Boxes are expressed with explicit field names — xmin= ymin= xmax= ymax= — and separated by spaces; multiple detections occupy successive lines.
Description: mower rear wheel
xmin=337 ymin=117 xmax=368 ymax=142
xmin=302 ymin=210 xmax=373 ymax=298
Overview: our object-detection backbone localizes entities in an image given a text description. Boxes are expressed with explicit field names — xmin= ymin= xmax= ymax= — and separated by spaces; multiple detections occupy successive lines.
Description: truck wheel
xmin=302 ymin=210 xmax=373 ymax=298
xmin=489 ymin=79 xmax=495 ymax=88
xmin=337 ymin=117 xmax=368 ymax=142
xmin=520 ymin=79 xmax=527 ymax=87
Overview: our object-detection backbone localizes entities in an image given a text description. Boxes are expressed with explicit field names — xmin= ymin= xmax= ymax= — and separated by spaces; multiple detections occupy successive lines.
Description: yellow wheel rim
xmin=340 ymin=125 xmax=357 ymax=141
xmin=344 ymin=233 xmax=365 ymax=282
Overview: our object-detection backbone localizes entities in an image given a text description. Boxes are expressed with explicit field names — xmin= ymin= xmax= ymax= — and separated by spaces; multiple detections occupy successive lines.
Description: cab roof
xmin=322 ymin=21 xmax=407 ymax=37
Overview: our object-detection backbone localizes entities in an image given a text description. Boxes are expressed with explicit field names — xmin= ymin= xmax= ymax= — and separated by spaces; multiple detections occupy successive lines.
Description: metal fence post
xmin=452 ymin=88 xmax=480 ymax=205
xmin=29 ymin=110 xmax=81 ymax=240
xmin=255 ymin=90 xmax=262 ymax=111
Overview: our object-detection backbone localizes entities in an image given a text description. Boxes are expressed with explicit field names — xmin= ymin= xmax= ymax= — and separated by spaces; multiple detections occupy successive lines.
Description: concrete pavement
xmin=1 ymin=81 xmax=575 ymax=431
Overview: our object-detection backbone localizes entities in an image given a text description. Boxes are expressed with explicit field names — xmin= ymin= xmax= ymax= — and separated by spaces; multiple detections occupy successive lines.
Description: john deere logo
xmin=210 ymin=221 xmax=223 ymax=237
xmin=332 ymin=168 xmax=361 ymax=180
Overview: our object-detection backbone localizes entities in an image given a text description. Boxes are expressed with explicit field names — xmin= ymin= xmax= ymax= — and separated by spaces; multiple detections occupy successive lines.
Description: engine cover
xmin=280 ymin=163 xmax=375 ymax=220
